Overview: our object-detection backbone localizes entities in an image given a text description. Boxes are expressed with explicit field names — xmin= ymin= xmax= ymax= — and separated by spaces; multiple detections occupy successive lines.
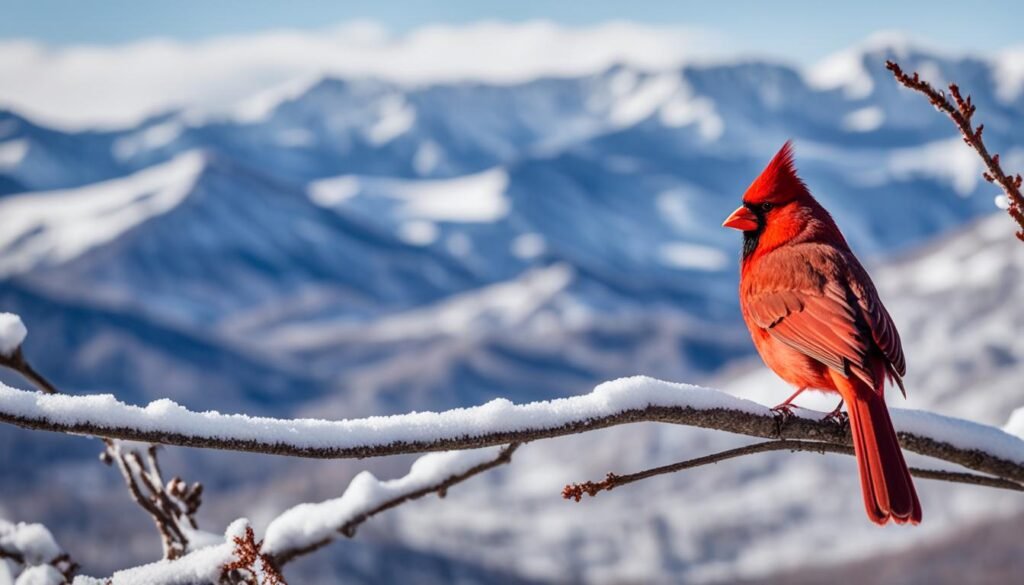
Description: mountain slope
xmin=2 ymin=152 xmax=483 ymax=324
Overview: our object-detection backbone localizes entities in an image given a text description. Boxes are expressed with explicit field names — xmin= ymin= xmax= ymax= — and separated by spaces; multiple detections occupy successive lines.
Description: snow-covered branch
xmin=2 ymin=313 xmax=1023 ymax=583
xmin=77 ymin=446 xmax=517 ymax=584
xmin=264 ymin=443 xmax=518 ymax=566
xmin=2 ymin=377 xmax=1023 ymax=487
xmin=1 ymin=519 xmax=77 ymax=584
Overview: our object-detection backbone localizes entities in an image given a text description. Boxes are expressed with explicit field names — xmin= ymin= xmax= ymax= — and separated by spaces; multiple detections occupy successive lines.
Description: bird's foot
xmin=770 ymin=403 xmax=796 ymax=436
xmin=822 ymin=404 xmax=848 ymax=430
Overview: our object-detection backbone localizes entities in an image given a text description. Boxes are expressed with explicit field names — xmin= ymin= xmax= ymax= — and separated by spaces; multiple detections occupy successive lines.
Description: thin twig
xmin=0 ymin=345 xmax=206 ymax=562
xmin=0 ymin=347 xmax=57 ymax=394
xmin=110 ymin=444 xmax=188 ymax=559
xmin=271 ymin=443 xmax=519 ymax=567
xmin=563 ymin=440 xmax=1024 ymax=501
xmin=886 ymin=59 xmax=1024 ymax=241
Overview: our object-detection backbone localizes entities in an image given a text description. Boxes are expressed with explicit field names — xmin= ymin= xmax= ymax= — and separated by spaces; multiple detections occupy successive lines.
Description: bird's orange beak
xmin=722 ymin=205 xmax=759 ymax=231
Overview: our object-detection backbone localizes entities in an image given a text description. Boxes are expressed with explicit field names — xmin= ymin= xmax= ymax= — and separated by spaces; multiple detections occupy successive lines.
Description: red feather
xmin=730 ymin=142 xmax=921 ymax=525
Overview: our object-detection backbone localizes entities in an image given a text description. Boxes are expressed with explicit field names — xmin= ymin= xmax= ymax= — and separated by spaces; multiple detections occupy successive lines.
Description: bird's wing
xmin=846 ymin=258 xmax=906 ymax=377
xmin=746 ymin=279 xmax=877 ymax=386
xmin=744 ymin=246 xmax=904 ymax=390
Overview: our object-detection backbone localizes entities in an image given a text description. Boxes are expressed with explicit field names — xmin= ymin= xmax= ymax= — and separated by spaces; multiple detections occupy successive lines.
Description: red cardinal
xmin=723 ymin=142 xmax=921 ymax=525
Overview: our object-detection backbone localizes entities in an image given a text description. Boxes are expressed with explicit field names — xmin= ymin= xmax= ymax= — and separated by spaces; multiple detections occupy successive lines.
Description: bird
xmin=722 ymin=141 xmax=922 ymax=525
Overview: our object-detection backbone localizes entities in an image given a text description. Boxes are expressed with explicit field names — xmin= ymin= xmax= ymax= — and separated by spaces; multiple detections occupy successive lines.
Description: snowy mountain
xmin=0 ymin=34 xmax=1022 ymax=582
xmin=2 ymin=151 xmax=482 ymax=324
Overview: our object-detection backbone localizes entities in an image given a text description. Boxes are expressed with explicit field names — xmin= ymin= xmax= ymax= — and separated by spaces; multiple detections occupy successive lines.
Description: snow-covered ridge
xmin=266 ymin=264 xmax=574 ymax=350
xmin=1 ymin=375 xmax=1022 ymax=465
xmin=0 ymin=151 xmax=206 ymax=276
xmin=309 ymin=167 xmax=510 ymax=222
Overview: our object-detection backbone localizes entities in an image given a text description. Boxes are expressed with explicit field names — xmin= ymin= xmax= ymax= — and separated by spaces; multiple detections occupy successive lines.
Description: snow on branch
xmin=264 ymin=443 xmax=518 ymax=566
xmin=2 ymin=376 xmax=1024 ymax=487
xmin=886 ymin=59 xmax=1024 ymax=241
xmin=0 ymin=313 xmax=57 ymax=395
xmin=1 ymin=518 xmax=77 ymax=584
xmin=77 ymin=446 xmax=517 ymax=584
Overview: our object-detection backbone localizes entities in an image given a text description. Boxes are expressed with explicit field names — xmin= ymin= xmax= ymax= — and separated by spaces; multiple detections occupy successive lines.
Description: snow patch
xmin=607 ymin=68 xmax=639 ymax=97
xmin=265 ymin=264 xmax=574 ymax=348
xmin=1005 ymin=407 xmax=1024 ymax=439
xmin=659 ymin=78 xmax=723 ymax=140
xmin=888 ymin=138 xmax=984 ymax=196
xmin=512 ymin=233 xmax=546 ymax=260
xmin=389 ymin=168 xmax=510 ymax=222
xmin=0 ymin=313 xmax=27 ymax=357
xmin=0 ymin=138 xmax=28 ymax=170
xmin=842 ymin=106 xmax=884 ymax=132
xmin=398 ymin=220 xmax=439 ymax=246
xmin=610 ymin=73 xmax=681 ymax=127
xmin=807 ymin=50 xmax=873 ymax=99
xmin=0 ymin=151 xmax=205 ymax=276
xmin=365 ymin=95 xmax=416 ymax=145
xmin=994 ymin=47 xmax=1024 ymax=101
xmin=413 ymin=140 xmax=443 ymax=175
xmin=81 ymin=521 xmax=242 ymax=584
xmin=112 ymin=121 xmax=183 ymax=160
xmin=307 ymin=175 xmax=361 ymax=206
xmin=658 ymin=242 xmax=729 ymax=271
xmin=0 ymin=520 xmax=60 ymax=565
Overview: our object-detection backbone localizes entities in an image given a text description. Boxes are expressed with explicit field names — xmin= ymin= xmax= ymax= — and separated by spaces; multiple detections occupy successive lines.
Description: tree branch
xmin=0 ymin=518 xmax=78 ymax=583
xmin=563 ymin=439 xmax=1024 ymax=501
xmin=80 ymin=445 xmax=518 ymax=584
xmin=0 ymin=346 xmax=57 ymax=394
xmin=268 ymin=443 xmax=519 ymax=567
xmin=2 ymin=379 xmax=1022 ymax=488
xmin=0 ymin=345 xmax=205 ymax=562
xmin=886 ymin=59 xmax=1024 ymax=241
xmin=103 ymin=441 xmax=203 ymax=560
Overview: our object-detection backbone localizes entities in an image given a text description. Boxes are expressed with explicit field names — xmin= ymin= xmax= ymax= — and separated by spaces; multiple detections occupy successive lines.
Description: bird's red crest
xmin=743 ymin=141 xmax=808 ymax=204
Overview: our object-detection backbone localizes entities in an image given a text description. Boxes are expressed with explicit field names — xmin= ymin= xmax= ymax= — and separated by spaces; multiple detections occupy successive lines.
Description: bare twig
xmin=270 ymin=443 xmax=520 ymax=567
xmin=886 ymin=59 xmax=1024 ymax=241
xmin=0 ymin=348 xmax=204 ymax=562
xmin=102 ymin=442 xmax=204 ymax=560
xmin=0 ymin=346 xmax=57 ymax=394
xmin=563 ymin=440 xmax=1024 ymax=501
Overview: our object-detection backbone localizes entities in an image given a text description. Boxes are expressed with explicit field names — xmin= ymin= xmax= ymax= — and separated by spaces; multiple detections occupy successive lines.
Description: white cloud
xmin=0 ymin=21 xmax=725 ymax=129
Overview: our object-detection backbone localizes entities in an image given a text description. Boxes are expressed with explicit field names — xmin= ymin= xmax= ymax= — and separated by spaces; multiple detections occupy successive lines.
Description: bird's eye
xmin=760 ymin=202 xmax=774 ymax=212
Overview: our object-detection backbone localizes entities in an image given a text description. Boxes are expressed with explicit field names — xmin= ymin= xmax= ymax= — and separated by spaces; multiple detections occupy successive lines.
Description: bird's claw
xmin=823 ymin=409 xmax=849 ymax=429
xmin=770 ymin=404 xmax=795 ymax=436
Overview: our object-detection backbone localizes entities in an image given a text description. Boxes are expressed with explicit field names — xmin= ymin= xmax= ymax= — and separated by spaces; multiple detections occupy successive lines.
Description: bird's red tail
xmin=835 ymin=375 xmax=922 ymax=525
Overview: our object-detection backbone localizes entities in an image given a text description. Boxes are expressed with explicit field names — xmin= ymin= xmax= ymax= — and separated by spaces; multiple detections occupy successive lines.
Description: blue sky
xmin=1 ymin=0 xmax=1022 ymax=62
